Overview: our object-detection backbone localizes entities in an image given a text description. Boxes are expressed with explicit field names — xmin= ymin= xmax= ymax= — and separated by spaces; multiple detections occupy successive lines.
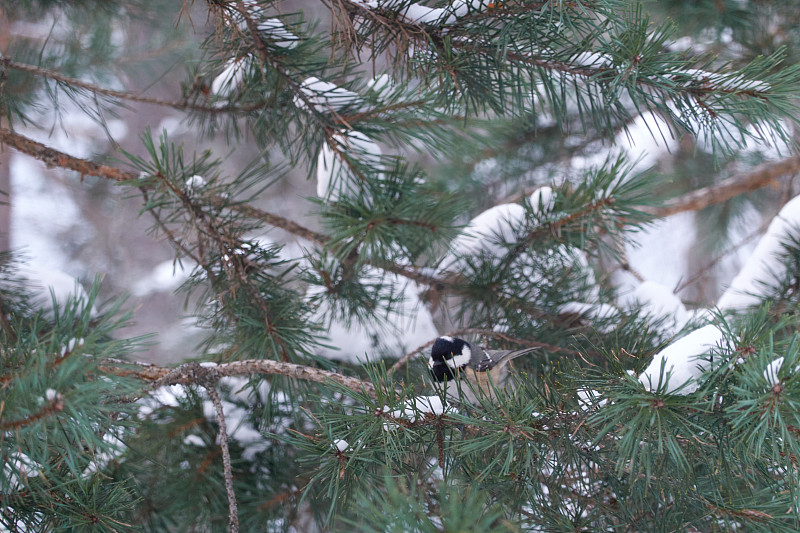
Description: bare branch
xmin=642 ymin=156 xmax=800 ymax=218
xmin=204 ymin=385 xmax=240 ymax=533
xmin=99 ymin=359 xmax=378 ymax=397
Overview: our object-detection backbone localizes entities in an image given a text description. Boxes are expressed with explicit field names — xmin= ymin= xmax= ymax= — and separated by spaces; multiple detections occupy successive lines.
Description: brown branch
xmin=227 ymin=203 xmax=330 ymax=246
xmin=0 ymin=127 xmax=137 ymax=182
xmin=205 ymin=385 xmax=239 ymax=533
xmin=99 ymin=359 xmax=378 ymax=398
xmin=0 ymin=126 xmax=330 ymax=246
xmin=642 ymin=155 xmax=800 ymax=218
xmin=0 ymin=398 xmax=63 ymax=431
xmin=0 ymin=57 xmax=265 ymax=114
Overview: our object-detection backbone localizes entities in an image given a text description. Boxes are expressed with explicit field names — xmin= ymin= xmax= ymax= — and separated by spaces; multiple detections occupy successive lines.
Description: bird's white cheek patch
xmin=446 ymin=352 xmax=471 ymax=369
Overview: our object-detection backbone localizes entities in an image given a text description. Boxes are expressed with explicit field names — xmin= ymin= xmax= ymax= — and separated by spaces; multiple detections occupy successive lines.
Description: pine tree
xmin=2 ymin=0 xmax=800 ymax=531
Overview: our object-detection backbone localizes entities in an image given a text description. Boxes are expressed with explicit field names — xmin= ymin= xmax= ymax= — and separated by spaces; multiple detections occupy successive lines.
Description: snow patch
xmin=316 ymin=130 xmax=382 ymax=202
xmin=296 ymin=77 xmax=361 ymax=112
xmin=639 ymin=324 xmax=725 ymax=394
xmin=310 ymin=268 xmax=438 ymax=363
xmin=718 ymin=194 xmax=800 ymax=310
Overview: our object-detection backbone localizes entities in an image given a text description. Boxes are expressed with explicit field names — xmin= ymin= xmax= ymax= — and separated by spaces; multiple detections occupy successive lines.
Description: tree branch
xmin=0 ymin=57 xmax=266 ymax=114
xmin=0 ymin=127 xmax=333 ymax=248
xmin=0 ymin=127 xmax=137 ymax=182
xmin=99 ymin=359 xmax=378 ymax=397
xmin=204 ymin=385 xmax=239 ymax=533
xmin=642 ymin=155 xmax=800 ymax=218
xmin=227 ymin=203 xmax=330 ymax=246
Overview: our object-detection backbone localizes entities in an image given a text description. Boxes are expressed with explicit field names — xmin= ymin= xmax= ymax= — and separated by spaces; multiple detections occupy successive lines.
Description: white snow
xmin=625 ymin=212 xmax=696 ymax=293
xmin=131 ymin=259 xmax=193 ymax=297
xmin=448 ymin=0 xmax=490 ymax=18
xmin=445 ymin=203 xmax=525 ymax=266
xmin=183 ymin=434 xmax=205 ymax=447
xmin=367 ymin=74 xmax=392 ymax=95
xmin=571 ymin=52 xmax=613 ymax=68
xmin=570 ymin=110 xmax=677 ymax=175
xmin=3 ymin=452 xmax=39 ymax=489
xmin=639 ymin=324 xmax=725 ymax=394
xmin=528 ymin=186 xmax=555 ymax=214
xmin=382 ymin=395 xmax=447 ymax=430
xmin=310 ymin=268 xmax=438 ymax=363
xmin=557 ymin=302 xmax=620 ymax=333
xmin=717 ymin=194 xmax=800 ymax=310
xmin=18 ymin=264 xmax=94 ymax=317
xmin=333 ymin=438 xmax=349 ymax=452
xmin=617 ymin=280 xmax=689 ymax=335
xmin=764 ymin=357 xmax=784 ymax=387
xmin=202 ymin=397 xmax=267 ymax=460
xmin=576 ymin=388 xmax=607 ymax=410
xmin=295 ymin=77 xmax=361 ymax=113
xmin=185 ymin=174 xmax=206 ymax=194
xmin=211 ymin=57 xmax=250 ymax=98
xmin=257 ymin=19 xmax=299 ymax=49
xmin=9 ymin=154 xmax=92 ymax=277
xmin=316 ymin=130 xmax=382 ymax=201
xmin=403 ymin=5 xmax=448 ymax=24
xmin=150 ymin=385 xmax=186 ymax=407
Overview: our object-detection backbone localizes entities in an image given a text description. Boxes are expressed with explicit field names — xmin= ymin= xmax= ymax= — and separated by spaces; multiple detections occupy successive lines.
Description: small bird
xmin=427 ymin=336 xmax=538 ymax=404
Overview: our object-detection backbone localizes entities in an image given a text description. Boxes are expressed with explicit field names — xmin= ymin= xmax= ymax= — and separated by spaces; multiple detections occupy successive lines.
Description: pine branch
xmin=0 ymin=398 xmax=63 ymax=431
xmin=643 ymin=155 xmax=800 ymax=218
xmin=98 ymin=359 xmax=378 ymax=397
xmin=0 ymin=56 xmax=266 ymax=114
xmin=227 ymin=203 xmax=329 ymax=246
xmin=204 ymin=385 xmax=239 ymax=533
xmin=0 ymin=127 xmax=136 ymax=182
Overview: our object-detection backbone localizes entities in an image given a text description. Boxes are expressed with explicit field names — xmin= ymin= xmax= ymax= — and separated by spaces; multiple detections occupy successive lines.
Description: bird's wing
xmin=473 ymin=346 xmax=539 ymax=371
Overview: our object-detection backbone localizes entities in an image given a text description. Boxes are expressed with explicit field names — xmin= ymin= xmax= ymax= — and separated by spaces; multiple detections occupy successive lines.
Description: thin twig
xmin=674 ymin=219 xmax=771 ymax=293
xmin=0 ymin=57 xmax=266 ymax=114
xmin=204 ymin=385 xmax=239 ymax=533
xmin=227 ymin=203 xmax=330 ymax=246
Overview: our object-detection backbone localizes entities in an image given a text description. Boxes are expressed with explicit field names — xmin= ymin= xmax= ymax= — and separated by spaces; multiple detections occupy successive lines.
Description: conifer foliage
xmin=2 ymin=0 xmax=800 ymax=531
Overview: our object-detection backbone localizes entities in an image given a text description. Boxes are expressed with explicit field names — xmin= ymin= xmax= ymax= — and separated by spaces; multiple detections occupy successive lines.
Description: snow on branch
xmin=638 ymin=324 xmax=726 ymax=395
xmin=316 ymin=130 xmax=383 ymax=202
xmin=295 ymin=76 xmax=362 ymax=113
xmin=352 ymin=0 xmax=492 ymax=26
xmin=717 ymin=194 xmax=800 ymax=310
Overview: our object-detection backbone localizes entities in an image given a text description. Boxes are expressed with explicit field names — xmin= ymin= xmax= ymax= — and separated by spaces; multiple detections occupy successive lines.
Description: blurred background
xmin=2 ymin=0 xmax=798 ymax=364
